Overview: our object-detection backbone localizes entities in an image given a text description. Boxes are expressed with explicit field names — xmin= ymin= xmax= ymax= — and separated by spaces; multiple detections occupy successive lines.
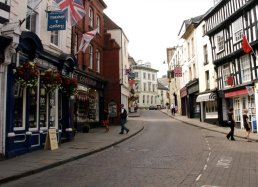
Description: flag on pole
xmin=55 ymin=0 xmax=86 ymax=26
xmin=242 ymin=34 xmax=253 ymax=54
xmin=78 ymin=28 xmax=98 ymax=53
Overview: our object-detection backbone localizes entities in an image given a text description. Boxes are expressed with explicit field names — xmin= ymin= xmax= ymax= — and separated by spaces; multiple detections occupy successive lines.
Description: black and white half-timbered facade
xmin=204 ymin=0 xmax=258 ymax=130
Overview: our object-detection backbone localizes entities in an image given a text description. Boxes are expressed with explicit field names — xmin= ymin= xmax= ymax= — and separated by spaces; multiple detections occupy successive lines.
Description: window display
xmin=13 ymin=83 xmax=24 ymax=128
xmin=75 ymin=88 xmax=98 ymax=124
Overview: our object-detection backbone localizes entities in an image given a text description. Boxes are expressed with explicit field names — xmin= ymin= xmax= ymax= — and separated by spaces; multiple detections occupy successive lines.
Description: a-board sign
xmin=44 ymin=128 xmax=58 ymax=150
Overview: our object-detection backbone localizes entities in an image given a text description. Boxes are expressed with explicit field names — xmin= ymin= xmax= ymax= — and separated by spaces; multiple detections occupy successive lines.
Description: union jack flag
xmin=55 ymin=0 xmax=86 ymax=26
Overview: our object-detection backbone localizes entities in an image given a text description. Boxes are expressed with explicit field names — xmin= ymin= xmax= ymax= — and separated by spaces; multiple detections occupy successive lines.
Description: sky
xmin=103 ymin=0 xmax=214 ymax=77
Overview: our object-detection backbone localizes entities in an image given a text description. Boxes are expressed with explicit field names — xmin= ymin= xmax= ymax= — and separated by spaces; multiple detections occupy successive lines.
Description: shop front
xmin=196 ymin=91 xmax=218 ymax=124
xmin=224 ymin=87 xmax=255 ymax=129
xmin=186 ymin=79 xmax=199 ymax=118
xmin=5 ymin=31 xmax=76 ymax=158
xmin=73 ymin=70 xmax=105 ymax=132
xmin=180 ymin=87 xmax=187 ymax=116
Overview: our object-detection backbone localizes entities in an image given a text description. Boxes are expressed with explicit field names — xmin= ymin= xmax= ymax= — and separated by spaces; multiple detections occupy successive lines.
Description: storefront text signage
xmin=47 ymin=11 xmax=66 ymax=31
xmin=44 ymin=128 xmax=58 ymax=150
xmin=73 ymin=72 xmax=97 ymax=87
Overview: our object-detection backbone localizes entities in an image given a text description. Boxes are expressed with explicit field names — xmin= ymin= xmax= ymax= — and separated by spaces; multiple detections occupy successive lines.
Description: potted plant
xmin=14 ymin=61 xmax=40 ymax=88
xmin=41 ymin=69 xmax=62 ymax=93
xmin=61 ymin=76 xmax=78 ymax=97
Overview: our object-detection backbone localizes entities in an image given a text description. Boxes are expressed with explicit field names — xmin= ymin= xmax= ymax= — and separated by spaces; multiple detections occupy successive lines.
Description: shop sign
xmin=188 ymin=84 xmax=198 ymax=94
xmin=44 ymin=128 xmax=58 ymax=150
xmin=73 ymin=72 xmax=97 ymax=87
xmin=47 ymin=11 xmax=66 ymax=31
xmin=174 ymin=66 xmax=182 ymax=77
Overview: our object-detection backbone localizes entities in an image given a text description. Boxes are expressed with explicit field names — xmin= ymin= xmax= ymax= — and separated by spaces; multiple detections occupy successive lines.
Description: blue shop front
xmin=5 ymin=31 xmax=77 ymax=158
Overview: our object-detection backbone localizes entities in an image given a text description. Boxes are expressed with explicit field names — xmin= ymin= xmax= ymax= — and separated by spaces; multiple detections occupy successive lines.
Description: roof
xmin=103 ymin=13 xmax=129 ymax=42
xmin=103 ymin=13 xmax=120 ymax=30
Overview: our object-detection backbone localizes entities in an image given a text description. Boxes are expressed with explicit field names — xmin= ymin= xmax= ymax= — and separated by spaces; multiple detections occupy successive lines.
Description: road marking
xmin=216 ymin=156 xmax=232 ymax=168
xmin=196 ymin=174 xmax=202 ymax=181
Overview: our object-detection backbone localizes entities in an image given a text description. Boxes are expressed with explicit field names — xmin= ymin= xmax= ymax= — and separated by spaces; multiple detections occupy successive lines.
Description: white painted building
xmin=133 ymin=62 xmax=158 ymax=109
xmin=195 ymin=20 xmax=218 ymax=123
xmin=157 ymin=78 xmax=169 ymax=109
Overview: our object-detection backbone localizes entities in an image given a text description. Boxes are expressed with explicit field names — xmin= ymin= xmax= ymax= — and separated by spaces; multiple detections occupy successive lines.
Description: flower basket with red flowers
xmin=61 ymin=76 xmax=78 ymax=97
xmin=15 ymin=61 xmax=40 ymax=88
xmin=41 ymin=69 xmax=62 ymax=93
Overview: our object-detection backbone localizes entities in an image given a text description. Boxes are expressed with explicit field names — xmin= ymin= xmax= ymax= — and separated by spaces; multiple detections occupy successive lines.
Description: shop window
xmin=51 ymin=31 xmax=59 ymax=46
xmin=240 ymin=55 xmax=251 ymax=83
xmin=203 ymin=45 xmax=208 ymax=64
xmin=96 ymin=16 xmax=100 ymax=33
xmin=29 ymin=87 xmax=38 ymax=129
xmin=205 ymin=101 xmax=217 ymax=113
xmin=234 ymin=97 xmax=241 ymax=127
xmin=215 ymin=31 xmax=224 ymax=53
xmin=75 ymin=89 xmax=98 ymax=124
xmin=89 ymin=7 xmax=94 ymax=27
xmin=232 ymin=17 xmax=243 ymax=44
xmin=222 ymin=64 xmax=230 ymax=87
xmin=39 ymin=88 xmax=47 ymax=128
xmin=26 ymin=0 xmax=38 ymax=33
xmin=13 ymin=83 xmax=25 ymax=130
xmin=49 ymin=91 xmax=57 ymax=128
xmin=96 ymin=49 xmax=100 ymax=73
xmin=89 ymin=45 xmax=93 ymax=69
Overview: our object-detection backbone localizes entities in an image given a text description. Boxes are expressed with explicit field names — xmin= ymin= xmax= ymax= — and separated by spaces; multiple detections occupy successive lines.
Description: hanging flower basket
xmin=41 ymin=69 xmax=62 ymax=93
xmin=15 ymin=61 xmax=40 ymax=88
xmin=61 ymin=76 xmax=78 ymax=97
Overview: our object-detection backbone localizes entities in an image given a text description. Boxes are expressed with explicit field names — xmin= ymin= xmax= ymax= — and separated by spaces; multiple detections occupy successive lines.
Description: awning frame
xmin=196 ymin=92 xmax=216 ymax=102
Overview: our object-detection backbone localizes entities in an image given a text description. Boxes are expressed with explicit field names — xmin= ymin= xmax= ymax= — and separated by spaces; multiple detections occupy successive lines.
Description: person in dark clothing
xmin=119 ymin=104 xmax=129 ymax=134
xmin=243 ymin=109 xmax=251 ymax=142
xmin=226 ymin=107 xmax=235 ymax=141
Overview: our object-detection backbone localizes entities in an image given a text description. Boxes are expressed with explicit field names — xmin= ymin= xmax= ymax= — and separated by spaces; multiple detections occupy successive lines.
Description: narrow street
xmin=2 ymin=110 xmax=258 ymax=187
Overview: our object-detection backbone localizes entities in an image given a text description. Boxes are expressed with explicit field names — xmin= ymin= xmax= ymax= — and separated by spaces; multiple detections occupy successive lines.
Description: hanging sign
xmin=47 ymin=11 xmax=66 ymax=31
xmin=44 ymin=128 xmax=58 ymax=150
xmin=174 ymin=66 xmax=182 ymax=77
xmin=246 ymin=86 xmax=254 ymax=96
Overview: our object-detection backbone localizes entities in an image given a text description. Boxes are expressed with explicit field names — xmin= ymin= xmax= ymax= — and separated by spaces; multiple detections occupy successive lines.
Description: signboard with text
xmin=44 ymin=128 xmax=58 ymax=150
xmin=47 ymin=11 xmax=66 ymax=31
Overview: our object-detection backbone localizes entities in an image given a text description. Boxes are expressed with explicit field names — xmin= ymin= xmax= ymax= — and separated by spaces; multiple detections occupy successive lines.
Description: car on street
xmin=149 ymin=105 xmax=157 ymax=110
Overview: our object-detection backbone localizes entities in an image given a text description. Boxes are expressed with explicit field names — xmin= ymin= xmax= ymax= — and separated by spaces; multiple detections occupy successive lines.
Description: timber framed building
xmin=204 ymin=0 xmax=258 ymax=129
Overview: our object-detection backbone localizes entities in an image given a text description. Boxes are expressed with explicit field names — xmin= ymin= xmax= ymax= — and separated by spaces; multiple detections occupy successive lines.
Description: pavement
xmin=0 ymin=109 xmax=257 ymax=185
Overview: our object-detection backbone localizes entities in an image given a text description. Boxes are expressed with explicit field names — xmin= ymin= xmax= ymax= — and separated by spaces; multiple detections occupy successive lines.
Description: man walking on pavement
xmin=119 ymin=104 xmax=129 ymax=134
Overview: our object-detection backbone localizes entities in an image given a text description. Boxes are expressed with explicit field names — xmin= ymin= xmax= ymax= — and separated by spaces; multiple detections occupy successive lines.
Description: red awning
xmin=224 ymin=89 xmax=247 ymax=98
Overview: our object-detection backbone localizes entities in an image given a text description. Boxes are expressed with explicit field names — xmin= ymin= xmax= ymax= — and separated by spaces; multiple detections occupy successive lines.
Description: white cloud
xmin=104 ymin=0 xmax=214 ymax=77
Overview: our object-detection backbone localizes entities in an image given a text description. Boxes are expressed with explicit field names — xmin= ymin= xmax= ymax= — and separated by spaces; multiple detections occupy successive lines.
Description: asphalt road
xmin=3 ymin=110 xmax=258 ymax=187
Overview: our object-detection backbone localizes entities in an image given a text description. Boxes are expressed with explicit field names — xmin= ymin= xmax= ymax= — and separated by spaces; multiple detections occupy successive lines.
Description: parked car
xmin=149 ymin=105 xmax=157 ymax=110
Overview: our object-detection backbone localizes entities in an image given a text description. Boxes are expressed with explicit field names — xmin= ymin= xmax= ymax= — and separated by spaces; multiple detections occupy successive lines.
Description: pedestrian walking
xmin=226 ymin=107 xmax=236 ymax=141
xmin=171 ymin=103 xmax=176 ymax=116
xmin=102 ymin=109 xmax=109 ymax=132
xmin=119 ymin=104 xmax=129 ymax=134
xmin=243 ymin=109 xmax=251 ymax=142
